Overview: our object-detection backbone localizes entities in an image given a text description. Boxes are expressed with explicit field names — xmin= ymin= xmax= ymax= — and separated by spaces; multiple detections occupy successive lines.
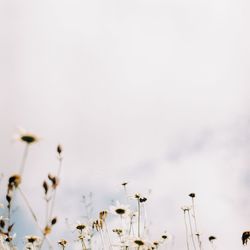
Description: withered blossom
xmin=242 ymin=231 xmax=250 ymax=245
xmin=58 ymin=239 xmax=67 ymax=248
xmin=189 ymin=193 xmax=196 ymax=198
xmin=99 ymin=210 xmax=108 ymax=221
xmin=8 ymin=175 xmax=21 ymax=188
xmin=48 ymin=174 xmax=59 ymax=189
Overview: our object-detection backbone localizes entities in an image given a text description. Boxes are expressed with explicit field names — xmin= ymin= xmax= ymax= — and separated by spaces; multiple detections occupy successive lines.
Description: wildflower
xmin=15 ymin=128 xmax=39 ymax=144
xmin=58 ymin=239 xmax=67 ymax=248
xmin=8 ymin=175 xmax=21 ymax=188
xmin=112 ymin=228 xmax=123 ymax=237
xmin=43 ymin=181 xmax=48 ymax=195
xmin=48 ymin=174 xmax=59 ymax=189
xmin=209 ymin=235 xmax=216 ymax=242
xmin=110 ymin=201 xmax=130 ymax=217
xmin=181 ymin=206 xmax=191 ymax=212
xmin=242 ymin=231 xmax=250 ymax=245
xmin=25 ymin=235 xmax=41 ymax=247
xmin=161 ymin=234 xmax=168 ymax=240
xmin=51 ymin=217 xmax=57 ymax=225
xmin=139 ymin=197 xmax=147 ymax=203
xmin=99 ymin=210 xmax=108 ymax=221
xmin=92 ymin=219 xmax=103 ymax=231
xmin=76 ymin=224 xmax=86 ymax=232
xmin=189 ymin=193 xmax=195 ymax=198
xmin=134 ymin=193 xmax=141 ymax=199
xmin=43 ymin=225 xmax=51 ymax=235
xmin=134 ymin=239 xmax=145 ymax=246
xmin=57 ymin=144 xmax=63 ymax=155
xmin=129 ymin=237 xmax=151 ymax=249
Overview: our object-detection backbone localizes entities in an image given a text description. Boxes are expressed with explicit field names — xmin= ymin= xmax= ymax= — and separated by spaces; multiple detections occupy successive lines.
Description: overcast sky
xmin=0 ymin=0 xmax=250 ymax=249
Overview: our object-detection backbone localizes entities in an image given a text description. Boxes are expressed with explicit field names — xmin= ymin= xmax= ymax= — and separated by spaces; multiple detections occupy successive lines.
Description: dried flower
xmin=8 ymin=175 xmax=21 ymax=188
xmin=48 ymin=174 xmax=59 ymax=189
xmin=43 ymin=181 xmax=48 ymax=195
xmin=58 ymin=239 xmax=67 ymax=248
xmin=51 ymin=217 xmax=57 ymax=225
xmin=57 ymin=144 xmax=63 ymax=155
xmin=242 ymin=231 xmax=250 ymax=245
xmin=189 ymin=193 xmax=195 ymax=198
xmin=161 ymin=234 xmax=168 ymax=240
xmin=25 ymin=235 xmax=41 ymax=245
xmin=43 ymin=225 xmax=51 ymax=235
xmin=99 ymin=210 xmax=108 ymax=221
xmin=209 ymin=235 xmax=216 ymax=242
xmin=76 ymin=224 xmax=86 ymax=231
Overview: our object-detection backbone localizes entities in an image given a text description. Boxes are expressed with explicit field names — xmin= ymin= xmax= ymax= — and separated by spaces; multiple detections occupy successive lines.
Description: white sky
xmin=0 ymin=0 xmax=250 ymax=249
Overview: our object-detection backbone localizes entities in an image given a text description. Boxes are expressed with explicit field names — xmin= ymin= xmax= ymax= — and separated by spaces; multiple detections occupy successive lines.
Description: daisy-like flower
xmin=25 ymin=235 xmax=41 ymax=245
xmin=181 ymin=205 xmax=192 ymax=212
xmin=128 ymin=237 xmax=152 ymax=249
xmin=110 ymin=201 xmax=130 ymax=217
xmin=14 ymin=128 xmax=39 ymax=144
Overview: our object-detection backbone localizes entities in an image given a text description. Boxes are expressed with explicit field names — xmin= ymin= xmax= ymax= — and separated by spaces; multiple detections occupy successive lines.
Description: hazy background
xmin=0 ymin=0 xmax=250 ymax=249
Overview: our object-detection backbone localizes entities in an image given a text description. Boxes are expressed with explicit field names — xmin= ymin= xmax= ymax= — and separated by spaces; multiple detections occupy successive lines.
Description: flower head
xmin=25 ymin=235 xmax=41 ymax=246
xmin=208 ymin=235 xmax=216 ymax=242
xmin=14 ymin=128 xmax=39 ymax=144
xmin=189 ymin=193 xmax=196 ymax=198
xmin=110 ymin=201 xmax=130 ymax=217
xmin=58 ymin=239 xmax=67 ymax=248
xmin=242 ymin=231 xmax=250 ymax=245
xmin=181 ymin=206 xmax=192 ymax=212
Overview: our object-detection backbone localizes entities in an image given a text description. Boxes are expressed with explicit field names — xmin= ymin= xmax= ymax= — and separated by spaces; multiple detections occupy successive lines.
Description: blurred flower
xmin=181 ymin=206 xmax=192 ymax=212
xmin=189 ymin=193 xmax=196 ymax=198
xmin=14 ymin=128 xmax=39 ymax=144
xmin=242 ymin=231 xmax=250 ymax=245
xmin=110 ymin=201 xmax=130 ymax=217
xmin=25 ymin=235 xmax=41 ymax=244
xmin=209 ymin=235 xmax=216 ymax=242
xmin=58 ymin=239 xmax=67 ymax=248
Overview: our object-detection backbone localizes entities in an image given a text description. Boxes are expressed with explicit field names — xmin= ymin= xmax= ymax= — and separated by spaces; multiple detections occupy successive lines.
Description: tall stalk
xmin=183 ymin=211 xmax=190 ymax=250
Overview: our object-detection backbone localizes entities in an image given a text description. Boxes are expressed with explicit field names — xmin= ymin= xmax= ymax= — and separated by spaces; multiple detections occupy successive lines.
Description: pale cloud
xmin=0 ymin=0 xmax=249 ymax=249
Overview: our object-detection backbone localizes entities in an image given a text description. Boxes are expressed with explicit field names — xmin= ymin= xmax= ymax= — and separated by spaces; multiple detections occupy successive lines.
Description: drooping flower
xmin=242 ymin=231 xmax=250 ymax=245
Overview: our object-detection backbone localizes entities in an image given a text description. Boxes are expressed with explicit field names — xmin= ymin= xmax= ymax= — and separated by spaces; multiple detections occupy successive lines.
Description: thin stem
xmin=100 ymin=229 xmax=106 ymax=250
xmin=183 ymin=212 xmax=190 ymax=250
xmin=18 ymin=187 xmax=53 ymax=249
xmin=19 ymin=144 xmax=29 ymax=176
xmin=104 ymin=221 xmax=113 ymax=250
xmin=192 ymin=198 xmax=202 ymax=250
xmin=137 ymin=200 xmax=141 ymax=237
xmin=80 ymin=238 xmax=87 ymax=250
xmin=187 ymin=210 xmax=196 ymax=250
xmin=49 ymin=157 xmax=63 ymax=221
